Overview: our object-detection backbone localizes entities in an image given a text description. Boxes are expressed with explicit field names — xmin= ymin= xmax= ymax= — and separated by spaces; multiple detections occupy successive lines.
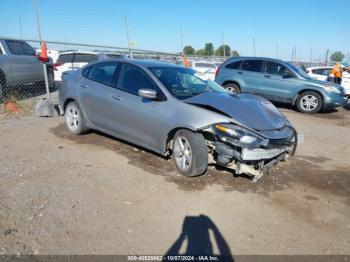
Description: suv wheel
xmin=172 ymin=130 xmax=208 ymax=177
xmin=296 ymin=91 xmax=322 ymax=114
xmin=223 ymin=83 xmax=240 ymax=94
xmin=65 ymin=101 xmax=89 ymax=135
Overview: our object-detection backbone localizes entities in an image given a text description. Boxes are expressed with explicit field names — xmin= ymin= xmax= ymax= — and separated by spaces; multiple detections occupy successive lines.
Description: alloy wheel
xmin=300 ymin=95 xmax=318 ymax=112
xmin=66 ymin=104 xmax=81 ymax=132
xmin=173 ymin=136 xmax=192 ymax=172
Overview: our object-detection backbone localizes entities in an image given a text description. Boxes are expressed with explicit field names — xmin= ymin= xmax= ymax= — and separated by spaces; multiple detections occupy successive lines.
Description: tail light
xmin=53 ymin=62 xmax=62 ymax=71
xmin=215 ymin=64 xmax=222 ymax=77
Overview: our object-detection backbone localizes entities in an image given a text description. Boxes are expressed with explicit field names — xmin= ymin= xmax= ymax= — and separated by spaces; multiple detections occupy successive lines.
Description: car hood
xmin=303 ymin=77 xmax=344 ymax=91
xmin=183 ymin=92 xmax=288 ymax=131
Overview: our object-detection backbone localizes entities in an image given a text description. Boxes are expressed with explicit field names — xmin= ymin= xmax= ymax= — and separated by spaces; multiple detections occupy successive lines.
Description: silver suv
xmin=0 ymin=39 xmax=54 ymax=98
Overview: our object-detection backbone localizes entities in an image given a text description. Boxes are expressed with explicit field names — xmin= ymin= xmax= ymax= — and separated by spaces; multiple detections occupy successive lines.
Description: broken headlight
xmin=213 ymin=123 xmax=269 ymax=147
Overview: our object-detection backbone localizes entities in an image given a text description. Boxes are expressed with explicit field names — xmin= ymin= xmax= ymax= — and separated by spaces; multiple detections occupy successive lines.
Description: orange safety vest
xmin=332 ymin=65 xmax=342 ymax=78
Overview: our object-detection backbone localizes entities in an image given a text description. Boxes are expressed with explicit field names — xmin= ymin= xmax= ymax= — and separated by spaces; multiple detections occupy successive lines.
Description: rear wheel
xmin=296 ymin=91 xmax=322 ymax=114
xmin=65 ymin=101 xmax=89 ymax=135
xmin=172 ymin=129 xmax=208 ymax=177
xmin=223 ymin=82 xmax=240 ymax=94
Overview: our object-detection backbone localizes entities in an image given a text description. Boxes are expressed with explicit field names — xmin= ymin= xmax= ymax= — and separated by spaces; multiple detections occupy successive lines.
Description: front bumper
xmin=241 ymin=146 xmax=291 ymax=161
xmin=324 ymin=93 xmax=348 ymax=110
xmin=212 ymin=127 xmax=297 ymax=182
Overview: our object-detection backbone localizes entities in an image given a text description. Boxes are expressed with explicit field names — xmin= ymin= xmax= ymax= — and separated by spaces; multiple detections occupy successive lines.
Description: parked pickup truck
xmin=0 ymin=38 xmax=54 ymax=98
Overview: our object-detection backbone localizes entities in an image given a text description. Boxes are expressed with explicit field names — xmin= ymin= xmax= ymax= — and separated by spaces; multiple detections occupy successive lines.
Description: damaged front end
xmin=203 ymin=123 xmax=297 ymax=182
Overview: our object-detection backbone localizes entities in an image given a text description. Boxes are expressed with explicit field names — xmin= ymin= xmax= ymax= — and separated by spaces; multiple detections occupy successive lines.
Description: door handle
xmin=237 ymin=71 xmax=243 ymax=74
xmin=264 ymin=75 xmax=271 ymax=78
xmin=80 ymin=84 xmax=89 ymax=88
xmin=112 ymin=95 xmax=123 ymax=101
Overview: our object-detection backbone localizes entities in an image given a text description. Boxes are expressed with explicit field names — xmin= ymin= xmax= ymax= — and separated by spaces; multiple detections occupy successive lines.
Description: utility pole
xmin=180 ymin=26 xmax=183 ymax=55
xmin=275 ymin=42 xmax=279 ymax=59
xmin=124 ymin=13 xmax=132 ymax=58
xmin=33 ymin=0 xmax=42 ymax=42
xmin=309 ymin=47 xmax=313 ymax=65
xmin=253 ymin=38 xmax=256 ymax=56
xmin=222 ymin=33 xmax=226 ymax=58
xmin=19 ymin=17 xmax=23 ymax=39
xmin=325 ymin=49 xmax=330 ymax=65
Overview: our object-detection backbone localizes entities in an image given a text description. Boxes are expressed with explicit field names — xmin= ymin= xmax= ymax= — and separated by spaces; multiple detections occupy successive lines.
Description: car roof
xmin=107 ymin=58 xmax=181 ymax=68
xmin=227 ymin=56 xmax=288 ymax=63
xmin=59 ymin=51 xmax=98 ymax=56
xmin=307 ymin=66 xmax=332 ymax=70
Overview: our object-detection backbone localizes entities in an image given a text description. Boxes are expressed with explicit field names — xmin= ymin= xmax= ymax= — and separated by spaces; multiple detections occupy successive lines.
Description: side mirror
xmin=138 ymin=89 xmax=157 ymax=100
xmin=283 ymin=70 xmax=295 ymax=79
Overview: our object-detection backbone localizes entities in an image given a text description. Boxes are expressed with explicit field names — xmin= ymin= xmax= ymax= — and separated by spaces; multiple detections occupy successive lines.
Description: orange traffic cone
xmin=4 ymin=101 xmax=20 ymax=113
xmin=39 ymin=41 xmax=49 ymax=62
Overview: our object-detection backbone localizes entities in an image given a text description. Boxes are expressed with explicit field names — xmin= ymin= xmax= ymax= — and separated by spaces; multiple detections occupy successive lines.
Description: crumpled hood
xmin=183 ymin=92 xmax=288 ymax=131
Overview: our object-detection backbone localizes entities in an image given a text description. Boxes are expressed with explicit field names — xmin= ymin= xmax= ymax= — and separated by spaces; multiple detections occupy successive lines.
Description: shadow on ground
xmin=165 ymin=215 xmax=234 ymax=261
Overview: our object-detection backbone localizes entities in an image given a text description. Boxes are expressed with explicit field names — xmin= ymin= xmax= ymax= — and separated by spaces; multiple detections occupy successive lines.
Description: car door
xmin=108 ymin=62 xmax=168 ymax=152
xmin=258 ymin=61 xmax=302 ymax=103
xmin=238 ymin=59 xmax=264 ymax=95
xmin=5 ymin=40 xmax=43 ymax=85
xmin=78 ymin=61 xmax=119 ymax=131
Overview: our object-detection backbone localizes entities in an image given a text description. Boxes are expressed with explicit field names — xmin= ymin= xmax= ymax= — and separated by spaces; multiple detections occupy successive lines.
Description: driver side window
xmin=117 ymin=63 xmax=164 ymax=99
xmin=265 ymin=62 xmax=287 ymax=76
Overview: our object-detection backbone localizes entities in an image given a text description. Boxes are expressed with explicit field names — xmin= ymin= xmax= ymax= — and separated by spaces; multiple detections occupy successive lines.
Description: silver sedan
xmin=59 ymin=59 xmax=297 ymax=182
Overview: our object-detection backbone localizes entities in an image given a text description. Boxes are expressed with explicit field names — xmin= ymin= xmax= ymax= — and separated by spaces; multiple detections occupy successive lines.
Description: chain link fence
xmin=0 ymin=37 xmax=228 ymax=105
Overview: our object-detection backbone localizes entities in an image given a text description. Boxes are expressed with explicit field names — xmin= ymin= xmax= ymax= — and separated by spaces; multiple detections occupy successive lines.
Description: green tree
xmin=195 ymin=49 xmax=206 ymax=56
xmin=231 ymin=50 xmax=240 ymax=57
xmin=204 ymin=43 xmax=214 ymax=56
xmin=330 ymin=51 xmax=345 ymax=62
xmin=183 ymin=45 xmax=195 ymax=56
xmin=215 ymin=45 xmax=231 ymax=57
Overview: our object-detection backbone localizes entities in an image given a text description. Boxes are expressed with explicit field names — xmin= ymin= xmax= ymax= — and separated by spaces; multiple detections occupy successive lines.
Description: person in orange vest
xmin=332 ymin=63 xmax=342 ymax=85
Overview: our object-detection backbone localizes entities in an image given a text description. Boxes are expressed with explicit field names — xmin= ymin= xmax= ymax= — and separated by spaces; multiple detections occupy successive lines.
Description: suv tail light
xmin=215 ymin=64 xmax=222 ymax=77
xmin=53 ymin=62 xmax=62 ymax=71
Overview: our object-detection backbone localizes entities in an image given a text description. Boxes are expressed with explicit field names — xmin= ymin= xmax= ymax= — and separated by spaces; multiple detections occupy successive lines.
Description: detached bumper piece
xmin=214 ymin=140 xmax=295 ymax=182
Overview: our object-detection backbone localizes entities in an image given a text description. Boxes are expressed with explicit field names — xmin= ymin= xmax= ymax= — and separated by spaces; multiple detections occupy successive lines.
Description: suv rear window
xmin=5 ymin=40 xmax=36 ymax=56
xmin=241 ymin=60 xmax=264 ymax=72
xmin=57 ymin=53 xmax=98 ymax=64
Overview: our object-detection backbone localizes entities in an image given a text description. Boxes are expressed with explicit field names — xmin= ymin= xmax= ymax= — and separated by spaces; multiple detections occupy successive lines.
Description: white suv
xmin=307 ymin=66 xmax=350 ymax=95
xmin=54 ymin=51 xmax=101 ymax=81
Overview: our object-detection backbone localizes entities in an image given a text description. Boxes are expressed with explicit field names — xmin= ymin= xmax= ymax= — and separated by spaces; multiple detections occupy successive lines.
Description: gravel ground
xmin=0 ymin=103 xmax=349 ymax=256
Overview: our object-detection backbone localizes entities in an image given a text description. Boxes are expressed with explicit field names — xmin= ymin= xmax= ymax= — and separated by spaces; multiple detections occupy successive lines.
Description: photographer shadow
xmin=165 ymin=215 xmax=234 ymax=261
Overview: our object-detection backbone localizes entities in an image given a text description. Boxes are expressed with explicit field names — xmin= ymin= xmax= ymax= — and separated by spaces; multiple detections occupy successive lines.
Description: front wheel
xmin=65 ymin=101 xmax=89 ymax=135
xmin=296 ymin=91 xmax=323 ymax=114
xmin=223 ymin=83 xmax=241 ymax=94
xmin=172 ymin=130 xmax=208 ymax=177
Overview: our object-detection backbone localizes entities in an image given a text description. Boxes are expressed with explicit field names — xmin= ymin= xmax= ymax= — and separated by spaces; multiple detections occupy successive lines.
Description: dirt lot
xmin=0 ymin=103 xmax=350 ymax=256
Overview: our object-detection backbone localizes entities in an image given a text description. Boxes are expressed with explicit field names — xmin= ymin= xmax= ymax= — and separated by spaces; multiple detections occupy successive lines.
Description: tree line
xmin=183 ymin=43 xmax=239 ymax=57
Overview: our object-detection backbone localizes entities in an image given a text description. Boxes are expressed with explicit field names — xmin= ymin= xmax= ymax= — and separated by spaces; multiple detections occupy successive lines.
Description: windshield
xmin=287 ymin=63 xmax=312 ymax=79
xmin=149 ymin=67 xmax=228 ymax=100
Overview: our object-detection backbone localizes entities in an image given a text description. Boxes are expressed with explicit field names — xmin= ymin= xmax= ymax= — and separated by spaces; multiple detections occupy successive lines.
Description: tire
xmin=296 ymin=91 xmax=323 ymax=114
xmin=64 ymin=101 xmax=89 ymax=135
xmin=172 ymin=129 xmax=208 ymax=177
xmin=0 ymin=72 xmax=6 ymax=101
xmin=223 ymin=82 xmax=240 ymax=94
xmin=48 ymin=71 xmax=55 ymax=92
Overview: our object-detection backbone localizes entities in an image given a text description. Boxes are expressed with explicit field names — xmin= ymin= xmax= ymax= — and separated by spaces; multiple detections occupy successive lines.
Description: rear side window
xmin=88 ymin=62 xmax=118 ymax=86
xmin=5 ymin=40 xmax=36 ymax=56
xmin=225 ymin=60 xmax=242 ymax=69
xmin=57 ymin=53 xmax=97 ymax=64
xmin=117 ymin=63 xmax=158 ymax=96
xmin=265 ymin=62 xmax=286 ymax=76
xmin=195 ymin=63 xmax=216 ymax=68
xmin=241 ymin=60 xmax=264 ymax=72
xmin=73 ymin=53 xmax=98 ymax=63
